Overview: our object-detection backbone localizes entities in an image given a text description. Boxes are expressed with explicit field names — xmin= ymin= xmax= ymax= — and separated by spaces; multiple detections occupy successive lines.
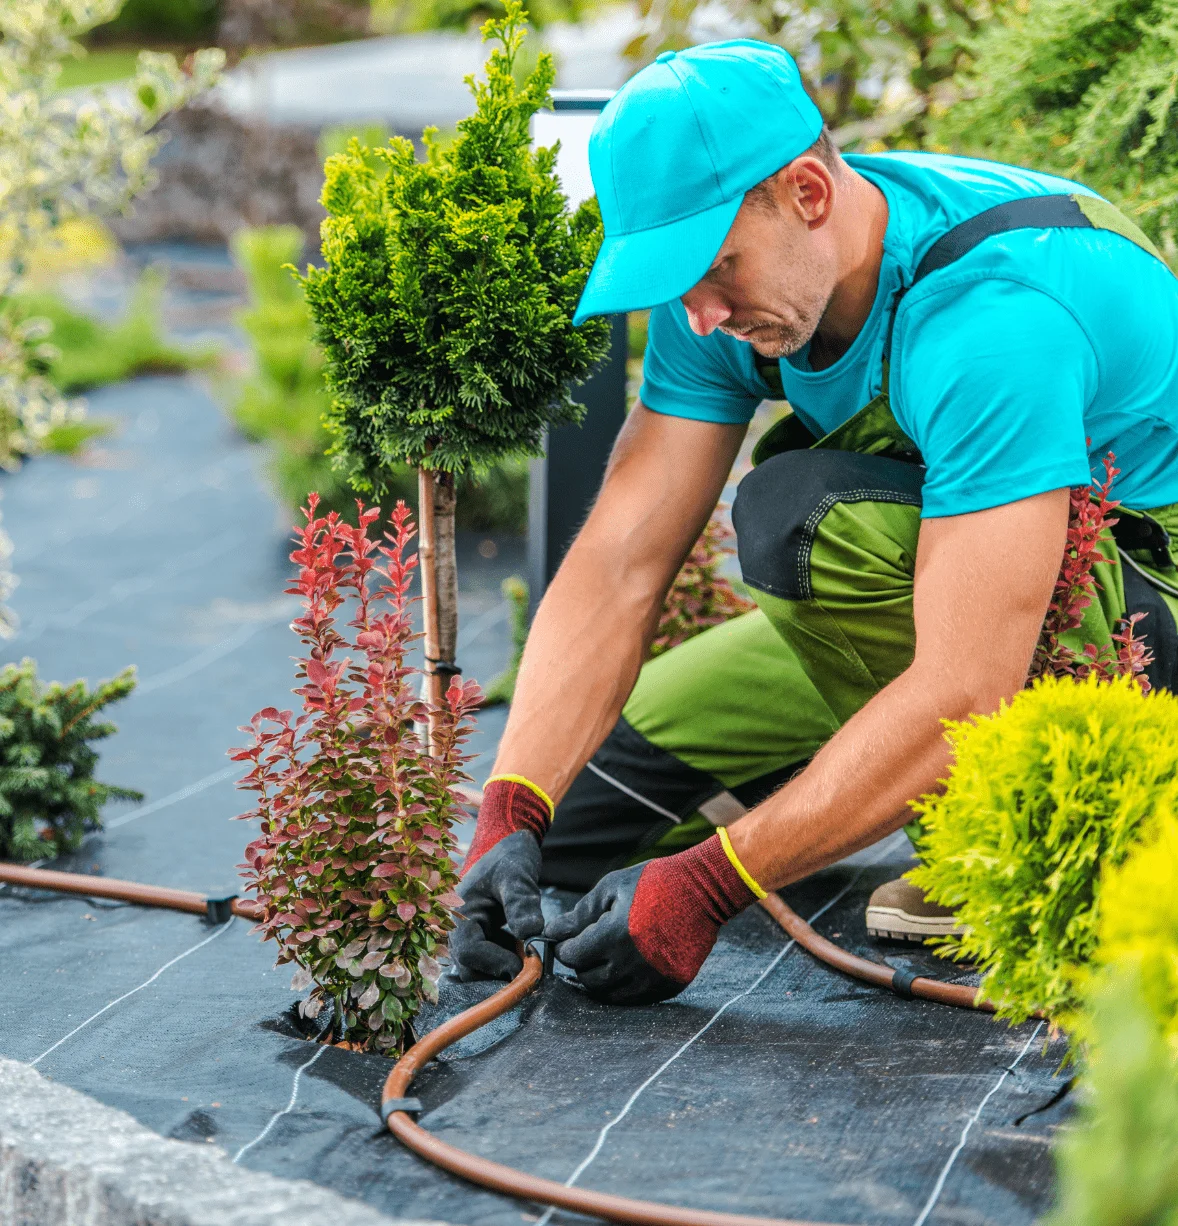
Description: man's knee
xmin=733 ymin=450 xmax=925 ymax=602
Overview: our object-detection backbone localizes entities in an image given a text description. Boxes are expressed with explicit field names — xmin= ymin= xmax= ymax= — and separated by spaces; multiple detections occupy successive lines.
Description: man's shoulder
xmin=845 ymin=150 xmax=1095 ymax=213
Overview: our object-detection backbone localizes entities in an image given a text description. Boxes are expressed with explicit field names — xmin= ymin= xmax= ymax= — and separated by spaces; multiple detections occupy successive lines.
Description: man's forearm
xmin=725 ymin=663 xmax=991 ymax=889
xmin=487 ymin=406 xmax=745 ymax=807
xmin=489 ymin=535 xmax=665 ymax=803
xmin=725 ymin=489 xmax=1069 ymax=891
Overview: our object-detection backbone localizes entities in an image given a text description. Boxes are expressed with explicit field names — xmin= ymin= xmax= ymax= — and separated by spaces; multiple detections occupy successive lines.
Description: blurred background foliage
xmin=927 ymin=0 xmax=1178 ymax=255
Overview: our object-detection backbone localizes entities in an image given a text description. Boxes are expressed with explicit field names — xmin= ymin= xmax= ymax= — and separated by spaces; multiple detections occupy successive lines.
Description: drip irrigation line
xmin=29 ymin=916 xmax=237 ymax=1068
xmin=909 ymin=1021 xmax=1045 ymax=1226
xmin=0 ymin=851 xmax=1014 ymax=1226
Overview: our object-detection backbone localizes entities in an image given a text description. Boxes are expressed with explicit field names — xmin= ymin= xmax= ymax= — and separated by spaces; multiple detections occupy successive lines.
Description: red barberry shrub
xmin=650 ymin=509 xmax=754 ymax=658
xmin=1029 ymin=453 xmax=1153 ymax=691
xmin=232 ymin=495 xmax=481 ymax=1053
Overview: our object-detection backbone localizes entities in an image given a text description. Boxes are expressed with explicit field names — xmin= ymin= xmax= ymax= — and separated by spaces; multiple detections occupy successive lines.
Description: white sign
xmin=531 ymin=91 xmax=613 ymax=211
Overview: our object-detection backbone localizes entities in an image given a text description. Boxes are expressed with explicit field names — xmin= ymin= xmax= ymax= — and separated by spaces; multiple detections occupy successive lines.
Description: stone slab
xmin=0 ymin=1057 xmax=441 ymax=1226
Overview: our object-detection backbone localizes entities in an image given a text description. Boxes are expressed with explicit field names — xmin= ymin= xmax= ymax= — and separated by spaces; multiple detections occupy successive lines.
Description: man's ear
xmin=776 ymin=157 xmax=836 ymax=230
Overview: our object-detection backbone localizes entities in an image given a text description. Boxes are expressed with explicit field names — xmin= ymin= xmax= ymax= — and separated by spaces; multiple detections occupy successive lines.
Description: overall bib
xmin=540 ymin=195 xmax=1178 ymax=891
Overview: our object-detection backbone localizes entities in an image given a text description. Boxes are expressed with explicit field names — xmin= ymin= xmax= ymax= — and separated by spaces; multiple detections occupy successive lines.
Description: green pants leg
xmin=540 ymin=450 xmax=1175 ymax=891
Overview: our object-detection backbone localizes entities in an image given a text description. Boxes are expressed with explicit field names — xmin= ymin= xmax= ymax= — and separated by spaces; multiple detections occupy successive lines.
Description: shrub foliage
xmin=909 ymin=674 xmax=1178 ymax=1025
xmin=0 ymin=658 xmax=141 ymax=861
xmin=299 ymin=0 xmax=610 ymax=489
xmin=1047 ymin=965 xmax=1178 ymax=1226
xmin=1093 ymin=816 xmax=1178 ymax=1053
xmin=930 ymin=0 xmax=1178 ymax=251
xmin=233 ymin=497 xmax=480 ymax=1053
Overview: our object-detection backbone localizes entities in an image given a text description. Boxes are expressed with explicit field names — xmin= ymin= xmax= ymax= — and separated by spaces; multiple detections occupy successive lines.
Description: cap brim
xmin=573 ymin=193 xmax=744 ymax=325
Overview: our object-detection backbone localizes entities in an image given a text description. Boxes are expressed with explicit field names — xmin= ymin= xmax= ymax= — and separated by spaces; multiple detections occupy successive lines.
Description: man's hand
xmin=545 ymin=832 xmax=760 ymax=1004
xmin=451 ymin=777 xmax=552 ymax=981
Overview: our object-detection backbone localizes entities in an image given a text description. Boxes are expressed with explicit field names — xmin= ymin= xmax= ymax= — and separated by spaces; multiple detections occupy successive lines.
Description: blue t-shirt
xmin=639 ymin=152 xmax=1178 ymax=518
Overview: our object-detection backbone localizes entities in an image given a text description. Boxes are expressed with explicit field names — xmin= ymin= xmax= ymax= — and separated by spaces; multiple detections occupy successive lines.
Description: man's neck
xmin=808 ymin=171 xmax=889 ymax=371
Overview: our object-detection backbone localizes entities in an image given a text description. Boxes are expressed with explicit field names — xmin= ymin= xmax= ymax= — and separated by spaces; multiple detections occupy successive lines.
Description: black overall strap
xmin=911 ymin=194 xmax=1097 ymax=285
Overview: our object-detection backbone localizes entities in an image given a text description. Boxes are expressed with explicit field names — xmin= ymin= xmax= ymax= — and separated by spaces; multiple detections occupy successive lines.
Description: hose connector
xmin=524 ymin=935 xmax=556 ymax=977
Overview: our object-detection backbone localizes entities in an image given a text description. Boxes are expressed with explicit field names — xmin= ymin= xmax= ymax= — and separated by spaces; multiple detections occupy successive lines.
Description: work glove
xmin=450 ymin=775 xmax=553 ymax=982
xmin=545 ymin=829 xmax=765 ymax=1006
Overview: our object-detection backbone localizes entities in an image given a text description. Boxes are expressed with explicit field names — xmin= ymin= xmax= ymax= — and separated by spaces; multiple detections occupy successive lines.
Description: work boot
xmin=865 ymin=876 xmax=964 ymax=943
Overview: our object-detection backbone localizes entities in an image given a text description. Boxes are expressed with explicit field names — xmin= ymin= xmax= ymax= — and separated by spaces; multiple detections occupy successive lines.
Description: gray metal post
xmin=528 ymin=312 xmax=628 ymax=619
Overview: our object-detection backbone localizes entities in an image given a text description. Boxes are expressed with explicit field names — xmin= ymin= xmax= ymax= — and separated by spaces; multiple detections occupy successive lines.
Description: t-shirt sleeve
xmin=892 ymin=278 xmax=1098 ymax=518
xmin=638 ymin=299 xmax=768 ymax=425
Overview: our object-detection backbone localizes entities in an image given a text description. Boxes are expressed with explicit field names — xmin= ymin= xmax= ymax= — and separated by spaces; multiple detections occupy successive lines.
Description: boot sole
xmin=865 ymin=905 xmax=965 ymax=944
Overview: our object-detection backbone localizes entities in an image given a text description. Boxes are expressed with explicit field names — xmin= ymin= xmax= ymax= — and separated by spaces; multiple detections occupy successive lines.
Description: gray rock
xmin=0 ymin=1057 xmax=442 ymax=1226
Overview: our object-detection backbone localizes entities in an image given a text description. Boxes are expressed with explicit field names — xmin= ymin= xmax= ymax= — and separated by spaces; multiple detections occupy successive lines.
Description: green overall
xmin=539 ymin=194 xmax=1178 ymax=892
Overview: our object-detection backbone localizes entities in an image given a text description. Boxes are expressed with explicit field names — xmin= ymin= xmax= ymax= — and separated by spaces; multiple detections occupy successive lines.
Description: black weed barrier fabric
xmin=0 ymin=374 xmax=1069 ymax=1226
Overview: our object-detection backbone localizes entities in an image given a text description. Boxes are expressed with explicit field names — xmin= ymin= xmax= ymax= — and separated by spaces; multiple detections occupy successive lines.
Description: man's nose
xmin=682 ymin=291 xmax=731 ymax=337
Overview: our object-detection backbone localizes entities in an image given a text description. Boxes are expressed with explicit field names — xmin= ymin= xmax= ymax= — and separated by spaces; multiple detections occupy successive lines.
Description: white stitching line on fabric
xmin=106 ymin=763 xmax=242 ymax=830
xmin=15 ymin=527 xmax=241 ymax=646
xmin=29 ymin=917 xmax=236 ymax=1067
xmin=584 ymin=760 xmax=683 ymax=824
xmin=1119 ymin=546 xmax=1178 ymax=599
xmin=796 ymin=488 xmax=922 ymax=600
xmin=135 ymin=607 xmax=297 ymax=696
xmin=534 ymin=831 xmax=908 ymax=1226
xmin=233 ymin=1030 xmax=331 ymax=1163
xmin=911 ymin=1020 xmax=1046 ymax=1226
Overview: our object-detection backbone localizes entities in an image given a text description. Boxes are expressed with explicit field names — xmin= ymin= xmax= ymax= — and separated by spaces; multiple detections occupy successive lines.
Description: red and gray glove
xmin=451 ymin=775 xmax=553 ymax=982
xmin=544 ymin=830 xmax=765 ymax=1005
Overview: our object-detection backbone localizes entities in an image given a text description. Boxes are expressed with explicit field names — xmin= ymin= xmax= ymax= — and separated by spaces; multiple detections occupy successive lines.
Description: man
xmin=453 ymin=41 xmax=1178 ymax=1004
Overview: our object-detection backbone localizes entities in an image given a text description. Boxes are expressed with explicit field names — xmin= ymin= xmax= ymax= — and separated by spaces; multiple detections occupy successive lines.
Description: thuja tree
xmin=233 ymin=498 xmax=480 ymax=1052
xmin=1089 ymin=815 xmax=1178 ymax=1051
xmin=0 ymin=659 xmax=141 ymax=861
xmin=909 ymin=674 xmax=1178 ymax=1026
xmin=300 ymin=0 xmax=609 ymax=728
xmin=930 ymin=0 xmax=1178 ymax=252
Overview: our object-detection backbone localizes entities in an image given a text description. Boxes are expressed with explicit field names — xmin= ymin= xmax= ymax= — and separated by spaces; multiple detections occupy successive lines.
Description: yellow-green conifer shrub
xmin=1090 ymin=816 xmax=1178 ymax=1052
xmin=1047 ymin=964 xmax=1178 ymax=1226
xmin=909 ymin=674 xmax=1178 ymax=1025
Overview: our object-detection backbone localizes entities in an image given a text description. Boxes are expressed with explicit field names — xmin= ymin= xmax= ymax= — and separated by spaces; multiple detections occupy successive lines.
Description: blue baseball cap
xmin=573 ymin=40 xmax=823 ymax=326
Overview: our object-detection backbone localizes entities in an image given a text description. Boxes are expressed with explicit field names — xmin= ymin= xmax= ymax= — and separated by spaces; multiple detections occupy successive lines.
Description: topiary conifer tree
xmin=300 ymin=0 xmax=610 ymax=742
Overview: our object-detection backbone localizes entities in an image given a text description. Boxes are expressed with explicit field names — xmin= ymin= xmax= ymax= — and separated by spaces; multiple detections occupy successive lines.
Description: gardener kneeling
xmin=452 ymin=41 xmax=1178 ymax=1004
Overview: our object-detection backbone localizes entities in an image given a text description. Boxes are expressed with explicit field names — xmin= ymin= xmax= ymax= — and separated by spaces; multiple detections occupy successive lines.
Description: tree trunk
xmin=417 ymin=466 xmax=458 ymax=755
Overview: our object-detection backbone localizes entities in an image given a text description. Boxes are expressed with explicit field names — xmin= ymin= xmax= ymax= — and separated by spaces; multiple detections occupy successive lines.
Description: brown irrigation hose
xmin=0 ymin=862 xmax=992 ymax=1012
xmin=0 ymin=863 xmax=261 ymax=922
xmin=0 ymin=860 xmax=1000 ymax=1222
xmin=382 ymin=948 xmax=842 ymax=1226
xmin=756 ymin=892 xmax=994 ymax=1013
